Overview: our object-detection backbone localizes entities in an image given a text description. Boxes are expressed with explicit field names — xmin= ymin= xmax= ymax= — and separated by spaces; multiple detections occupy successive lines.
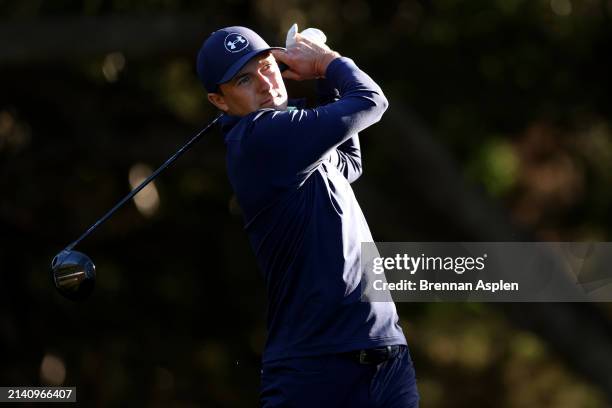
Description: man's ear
xmin=208 ymin=93 xmax=228 ymax=112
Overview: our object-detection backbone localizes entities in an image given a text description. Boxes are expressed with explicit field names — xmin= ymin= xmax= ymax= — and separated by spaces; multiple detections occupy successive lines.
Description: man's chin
xmin=274 ymin=99 xmax=289 ymax=111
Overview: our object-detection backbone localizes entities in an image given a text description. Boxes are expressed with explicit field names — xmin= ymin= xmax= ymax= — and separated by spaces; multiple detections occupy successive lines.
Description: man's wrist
xmin=317 ymin=51 xmax=341 ymax=78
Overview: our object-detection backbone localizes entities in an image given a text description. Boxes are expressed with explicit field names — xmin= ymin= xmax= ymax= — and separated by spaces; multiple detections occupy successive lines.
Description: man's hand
xmin=272 ymin=34 xmax=340 ymax=81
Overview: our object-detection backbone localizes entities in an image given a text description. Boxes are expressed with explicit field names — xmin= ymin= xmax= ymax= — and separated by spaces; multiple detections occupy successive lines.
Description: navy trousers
xmin=260 ymin=346 xmax=419 ymax=407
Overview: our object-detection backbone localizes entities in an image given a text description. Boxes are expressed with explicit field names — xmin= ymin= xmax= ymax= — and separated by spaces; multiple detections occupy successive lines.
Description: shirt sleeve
xmin=328 ymin=137 xmax=362 ymax=183
xmin=317 ymin=78 xmax=363 ymax=184
xmin=242 ymin=57 xmax=387 ymax=187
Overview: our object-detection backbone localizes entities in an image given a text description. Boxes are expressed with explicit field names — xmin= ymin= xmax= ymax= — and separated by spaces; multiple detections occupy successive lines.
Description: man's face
xmin=208 ymin=52 xmax=288 ymax=116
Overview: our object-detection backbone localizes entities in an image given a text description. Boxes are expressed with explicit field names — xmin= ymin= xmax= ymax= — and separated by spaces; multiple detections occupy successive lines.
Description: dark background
xmin=1 ymin=0 xmax=612 ymax=406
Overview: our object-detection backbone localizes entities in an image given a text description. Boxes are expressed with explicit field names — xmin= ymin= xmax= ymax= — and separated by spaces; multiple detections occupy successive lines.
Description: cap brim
xmin=218 ymin=47 xmax=285 ymax=86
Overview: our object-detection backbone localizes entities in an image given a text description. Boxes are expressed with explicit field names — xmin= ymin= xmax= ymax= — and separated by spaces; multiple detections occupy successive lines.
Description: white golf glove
xmin=285 ymin=23 xmax=327 ymax=48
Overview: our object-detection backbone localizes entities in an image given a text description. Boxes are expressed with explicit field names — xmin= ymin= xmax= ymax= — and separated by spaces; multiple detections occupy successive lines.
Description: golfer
xmin=196 ymin=26 xmax=419 ymax=407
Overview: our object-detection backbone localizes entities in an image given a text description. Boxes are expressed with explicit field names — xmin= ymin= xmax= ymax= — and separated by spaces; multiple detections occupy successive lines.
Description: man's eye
xmin=262 ymin=64 xmax=272 ymax=72
xmin=237 ymin=76 xmax=250 ymax=85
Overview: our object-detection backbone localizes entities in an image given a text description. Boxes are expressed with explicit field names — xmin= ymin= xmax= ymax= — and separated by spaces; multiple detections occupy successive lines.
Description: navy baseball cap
xmin=196 ymin=26 xmax=283 ymax=93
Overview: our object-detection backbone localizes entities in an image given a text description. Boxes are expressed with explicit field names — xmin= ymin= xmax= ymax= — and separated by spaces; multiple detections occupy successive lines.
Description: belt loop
xmin=359 ymin=350 xmax=368 ymax=364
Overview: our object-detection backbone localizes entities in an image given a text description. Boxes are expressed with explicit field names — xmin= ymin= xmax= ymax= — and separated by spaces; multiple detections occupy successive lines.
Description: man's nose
xmin=255 ymin=72 xmax=273 ymax=91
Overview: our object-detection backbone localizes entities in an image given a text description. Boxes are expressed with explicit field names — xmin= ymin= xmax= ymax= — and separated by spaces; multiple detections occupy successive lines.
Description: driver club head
xmin=51 ymin=250 xmax=96 ymax=301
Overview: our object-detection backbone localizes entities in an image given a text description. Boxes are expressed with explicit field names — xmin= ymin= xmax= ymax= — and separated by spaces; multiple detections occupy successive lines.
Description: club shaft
xmin=65 ymin=114 xmax=223 ymax=251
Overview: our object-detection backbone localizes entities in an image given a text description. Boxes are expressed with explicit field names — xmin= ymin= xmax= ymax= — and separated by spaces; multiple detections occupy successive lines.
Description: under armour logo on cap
xmin=225 ymin=33 xmax=249 ymax=53
xmin=196 ymin=26 xmax=284 ymax=93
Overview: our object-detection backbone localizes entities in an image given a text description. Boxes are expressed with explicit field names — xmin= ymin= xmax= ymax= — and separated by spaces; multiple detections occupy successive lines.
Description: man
xmin=196 ymin=26 xmax=419 ymax=407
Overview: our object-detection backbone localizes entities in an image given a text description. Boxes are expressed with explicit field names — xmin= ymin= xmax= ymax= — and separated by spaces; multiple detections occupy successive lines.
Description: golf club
xmin=50 ymin=113 xmax=223 ymax=301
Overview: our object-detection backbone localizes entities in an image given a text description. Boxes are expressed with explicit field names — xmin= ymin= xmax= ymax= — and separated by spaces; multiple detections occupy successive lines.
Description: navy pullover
xmin=220 ymin=57 xmax=406 ymax=363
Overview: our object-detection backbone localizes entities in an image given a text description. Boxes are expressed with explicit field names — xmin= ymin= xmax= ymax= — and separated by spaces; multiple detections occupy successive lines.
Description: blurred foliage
xmin=398 ymin=303 xmax=609 ymax=407
xmin=1 ymin=0 xmax=612 ymax=406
